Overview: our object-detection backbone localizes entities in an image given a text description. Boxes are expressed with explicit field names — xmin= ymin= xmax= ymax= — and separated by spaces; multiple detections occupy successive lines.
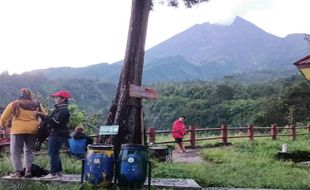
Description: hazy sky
xmin=1 ymin=0 xmax=310 ymax=74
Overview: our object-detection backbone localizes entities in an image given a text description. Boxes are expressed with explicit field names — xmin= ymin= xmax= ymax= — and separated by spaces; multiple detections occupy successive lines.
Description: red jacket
xmin=172 ymin=120 xmax=186 ymax=139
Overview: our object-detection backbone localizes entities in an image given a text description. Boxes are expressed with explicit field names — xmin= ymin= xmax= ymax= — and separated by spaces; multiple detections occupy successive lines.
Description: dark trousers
xmin=48 ymin=135 xmax=67 ymax=174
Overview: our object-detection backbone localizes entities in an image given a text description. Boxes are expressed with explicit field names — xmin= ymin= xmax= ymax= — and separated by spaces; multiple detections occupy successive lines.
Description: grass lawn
xmin=153 ymin=134 xmax=310 ymax=189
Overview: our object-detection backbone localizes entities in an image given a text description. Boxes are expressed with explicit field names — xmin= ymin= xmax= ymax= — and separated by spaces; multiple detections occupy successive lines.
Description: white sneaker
xmin=10 ymin=172 xmax=22 ymax=179
xmin=56 ymin=173 xmax=63 ymax=179
xmin=41 ymin=173 xmax=57 ymax=179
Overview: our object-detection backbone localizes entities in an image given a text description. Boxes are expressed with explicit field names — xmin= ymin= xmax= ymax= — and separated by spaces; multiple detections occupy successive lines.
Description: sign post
xmin=129 ymin=84 xmax=158 ymax=100
xmin=293 ymin=55 xmax=310 ymax=84
xmin=129 ymin=84 xmax=158 ymax=144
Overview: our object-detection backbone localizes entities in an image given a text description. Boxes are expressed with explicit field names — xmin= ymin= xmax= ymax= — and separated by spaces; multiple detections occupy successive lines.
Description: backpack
xmin=12 ymin=100 xmax=40 ymax=118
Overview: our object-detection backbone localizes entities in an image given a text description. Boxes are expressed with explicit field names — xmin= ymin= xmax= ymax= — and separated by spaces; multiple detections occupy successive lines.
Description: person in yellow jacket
xmin=0 ymin=88 xmax=47 ymax=178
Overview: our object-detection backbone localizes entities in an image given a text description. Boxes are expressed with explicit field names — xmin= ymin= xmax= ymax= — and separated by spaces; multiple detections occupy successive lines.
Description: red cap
xmin=50 ymin=90 xmax=72 ymax=99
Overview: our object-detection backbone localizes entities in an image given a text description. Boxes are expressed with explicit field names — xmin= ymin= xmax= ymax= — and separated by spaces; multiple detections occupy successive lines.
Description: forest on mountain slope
xmin=1 ymin=71 xmax=310 ymax=131
xmin=0 ymin=71 xmax=116 ymax=113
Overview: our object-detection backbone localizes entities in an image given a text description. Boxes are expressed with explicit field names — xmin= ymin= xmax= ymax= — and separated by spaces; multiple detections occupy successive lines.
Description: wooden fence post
xmin=189 ymin=125 xmax=196 ymax=148
xmin=221 ymin=124 xmax=228 ymax=145
xmin=307 ymin=124 xmax=310 ymax=134
xmin=148 ymin=127 xmax=156 ymax=144
xmin=247 ymin=124 xmax=254 ymax=141
xmin=271 ymin=124 xmax=277 ymax=140
xmin=290 ymin=124 xmax=296 ymax=141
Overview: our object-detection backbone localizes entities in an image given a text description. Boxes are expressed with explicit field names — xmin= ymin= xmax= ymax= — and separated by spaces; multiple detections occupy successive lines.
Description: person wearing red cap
xmin=0 ymin=88 xmax=47 ymax=178
xmin=40 ymin=90 xmax=72 ymax=179
xmin=49 ymin=90 xmax=72 ymax=100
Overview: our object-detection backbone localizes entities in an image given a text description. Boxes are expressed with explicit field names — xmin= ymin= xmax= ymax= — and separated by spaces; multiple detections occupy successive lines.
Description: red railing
xmin=0 ymin=129 xmax=10 ymax=148
xmin=147 ymin=124 xmax=310 ymax=147
xmin=1 ymin=124 xmax=307 ymax=149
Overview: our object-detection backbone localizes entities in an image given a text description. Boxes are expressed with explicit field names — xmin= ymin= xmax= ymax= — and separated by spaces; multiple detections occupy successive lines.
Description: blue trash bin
xmin=116 ymin=144 xmax=148 ymax=188
xmin=84 ymin=144 xmax=114 ymax=187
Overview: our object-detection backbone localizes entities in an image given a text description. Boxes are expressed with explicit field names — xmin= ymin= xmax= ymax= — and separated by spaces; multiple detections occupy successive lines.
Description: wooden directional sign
xmin=129 ymin=84 xmax=158 ymax=99
xmin=99 ymin=125 xmax=119 ymax=135
xmin=293 ymin=55 xmax=310 ymax=81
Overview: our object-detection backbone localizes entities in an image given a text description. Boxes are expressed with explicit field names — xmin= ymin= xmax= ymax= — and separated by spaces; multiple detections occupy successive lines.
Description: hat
xmin=50 ymin=90 xmax=72 ymax=99
xmin=75 ymin=126 xmax=84 ymax=133
xmin=17 ymin=88 xmax=33 ymax=100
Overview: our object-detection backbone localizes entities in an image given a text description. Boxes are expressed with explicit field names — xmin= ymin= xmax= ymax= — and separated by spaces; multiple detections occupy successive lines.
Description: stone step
xmin=1 ymin=174 xmax=201 ymax=189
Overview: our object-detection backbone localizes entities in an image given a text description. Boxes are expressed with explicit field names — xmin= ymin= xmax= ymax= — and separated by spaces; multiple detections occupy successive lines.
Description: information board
xmin=99 ymin=125 xmax=119 ymax=135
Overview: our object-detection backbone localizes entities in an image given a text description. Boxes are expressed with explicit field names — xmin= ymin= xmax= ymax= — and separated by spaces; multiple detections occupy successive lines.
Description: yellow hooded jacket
xmin=0 ymin=100 xmax=47 ymax=134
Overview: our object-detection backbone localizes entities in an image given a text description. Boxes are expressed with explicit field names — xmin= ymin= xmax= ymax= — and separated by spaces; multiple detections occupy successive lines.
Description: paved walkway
xmin=1 ymin=175 xmax=201 ymax=189
xmin=172 ymin=148 xmax=205 ymax=163
xmin=2 ymin=174 xmax=81 ymax=183
xmin=202 ymin=188 xmax=281 ymax=190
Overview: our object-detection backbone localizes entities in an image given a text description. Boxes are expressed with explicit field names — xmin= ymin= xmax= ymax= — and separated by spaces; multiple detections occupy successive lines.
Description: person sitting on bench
xmin=68 ymin=126 xmax=93 ymax=158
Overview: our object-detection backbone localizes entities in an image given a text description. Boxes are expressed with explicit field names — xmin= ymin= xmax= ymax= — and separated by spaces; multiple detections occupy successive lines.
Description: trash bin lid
xmin=121 ymin=144 xmax=146 ymax=151
xmin=87 ymin=144 xmax=114 ymax=150
xmin=148 ymin=145 xmax=168 ymax=150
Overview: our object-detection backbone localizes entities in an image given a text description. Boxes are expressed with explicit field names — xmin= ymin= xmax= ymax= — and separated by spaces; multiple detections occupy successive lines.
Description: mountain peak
xmin=231 ymin=16 xmax=251 ymax=25
xmin=229 ymin=16 xmax=274 ymax=37
xmin=230 ymin=16 xmax=261 ymax=30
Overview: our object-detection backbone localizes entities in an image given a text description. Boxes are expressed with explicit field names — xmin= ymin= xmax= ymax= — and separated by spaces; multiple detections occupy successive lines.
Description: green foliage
xmin=68 ymin=104 xmax=84 ymax=130
xmin=144 ymin=75 xmax=310 ymax=129
xmin=68 ymin=104 xmax=102 ymax=134
xmin=82 ymin=112 xmax=103 ymax=134
xmin=1 ymin=71 xmax=310 ymax=132
xmin=0 ymin=156 xmax=12 ymax=176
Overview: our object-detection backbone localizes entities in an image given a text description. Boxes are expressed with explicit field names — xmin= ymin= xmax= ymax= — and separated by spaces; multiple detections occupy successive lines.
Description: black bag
xmin=37 ymin=120 xmax=50 ymax=143
xmin=35 ymin=120 xmax=50 ymax=151
xmin=22 ymin=164 xmax=49 ymax=178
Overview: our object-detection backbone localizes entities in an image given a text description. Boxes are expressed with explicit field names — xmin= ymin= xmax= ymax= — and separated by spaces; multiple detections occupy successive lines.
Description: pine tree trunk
xmin=105 ymin=0 xmax=151 ymax=156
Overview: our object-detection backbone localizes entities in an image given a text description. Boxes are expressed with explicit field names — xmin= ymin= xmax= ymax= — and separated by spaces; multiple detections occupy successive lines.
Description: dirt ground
xmin=172 ymin=148 xmax=204 ymax=163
